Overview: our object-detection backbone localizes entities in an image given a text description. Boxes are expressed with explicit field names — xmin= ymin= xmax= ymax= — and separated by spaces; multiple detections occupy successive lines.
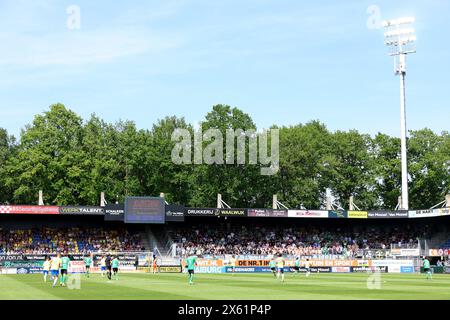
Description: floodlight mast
xmin=383 ymin=17 xmax=416 ymax=210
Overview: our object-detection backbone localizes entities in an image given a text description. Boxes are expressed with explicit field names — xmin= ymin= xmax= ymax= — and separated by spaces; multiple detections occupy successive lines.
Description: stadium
xmin=0 ymin=196 xmax=449 ymax=300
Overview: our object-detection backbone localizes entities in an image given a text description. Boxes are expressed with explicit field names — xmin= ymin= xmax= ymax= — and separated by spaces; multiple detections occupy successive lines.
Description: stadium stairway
xmin=144 ymin=225 xmax=172 ymax=256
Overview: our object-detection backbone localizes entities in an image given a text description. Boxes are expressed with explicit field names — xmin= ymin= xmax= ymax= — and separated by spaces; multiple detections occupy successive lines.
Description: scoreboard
xmin=124 ymin=197 xmax=165 ymax=224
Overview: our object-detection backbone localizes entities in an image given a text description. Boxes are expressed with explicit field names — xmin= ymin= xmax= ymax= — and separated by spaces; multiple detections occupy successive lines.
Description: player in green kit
xmin=185 ymin=254 xmax=197 ymax=285
xmin=423 ymin=256 xmax=432 ymax=280
xmin=112 ymin=256 xmax=120 ymax=280
xmin=84 ymin=255 xmax=92 ymax=278
xmin=60 ymin=254 xmax=71 ymax=287
xmin=269 ymin=258 xmax=277 ymax=278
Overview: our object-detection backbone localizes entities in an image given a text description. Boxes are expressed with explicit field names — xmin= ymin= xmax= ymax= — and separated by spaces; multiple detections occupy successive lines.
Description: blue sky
xmin=0 ymin=0 xmax=448 ymax=138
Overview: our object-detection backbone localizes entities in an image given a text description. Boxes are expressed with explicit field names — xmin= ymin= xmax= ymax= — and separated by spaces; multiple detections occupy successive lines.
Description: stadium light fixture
xmin=382 ymin=16 xmax=416 ymax=210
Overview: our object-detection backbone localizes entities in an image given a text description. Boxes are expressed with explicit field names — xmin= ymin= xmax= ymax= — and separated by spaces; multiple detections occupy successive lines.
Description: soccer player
xmin=105 ymin=255 xmax=112 ymax=280
xmin=185 ymin=254 xmax=197 ymax=285
xmin=100 ymin=256 xmax=106 ymax=277
xmin=269 ymin=257 xmax=277 ymax=277
xmin=112 ymin=256 xmax=119 ymax=280
xmin=423 ymin=256 xmax=432 ymax=280
xmin=230 ymin=255 xmax=237 ymax=275
xmin=84 ymin=254 xmax=92 ymax=278
xmin=60 ymin=253 xmax=71 ymax=287
xmin=276 ymin=254 xmax=285 ymax=282
xmin=50 ymin=253 xmax=61 ymax=288
xmin=152 ymin=255 xmax=158 ymax=274
xmin=305 ymin=258 xmax=311 ymax=277
xmin=43 ymin=256 xmax=51 ymax=282
xmin=293 ymin=257 xmax=300 ymax=276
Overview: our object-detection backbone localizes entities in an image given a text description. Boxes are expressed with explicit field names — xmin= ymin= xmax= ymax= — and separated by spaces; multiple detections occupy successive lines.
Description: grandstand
xmin=0 ymin=200 xmax=449 ymax=263
xmin=0 ymin=198 xmax=449 ymax=301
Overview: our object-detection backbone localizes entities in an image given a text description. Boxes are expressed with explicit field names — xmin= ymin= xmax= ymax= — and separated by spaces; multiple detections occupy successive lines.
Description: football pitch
xmin=0 ymin=273 xmax=449 ymax=300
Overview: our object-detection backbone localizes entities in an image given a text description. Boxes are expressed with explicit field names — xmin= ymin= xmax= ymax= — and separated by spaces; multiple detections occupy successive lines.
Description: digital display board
xmin=124 ymin=197 xmax=165 ymax=224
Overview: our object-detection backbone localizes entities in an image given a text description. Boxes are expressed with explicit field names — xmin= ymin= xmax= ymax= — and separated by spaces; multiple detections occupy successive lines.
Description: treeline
xmin=0 ymin=103 xmax=449 ymax=209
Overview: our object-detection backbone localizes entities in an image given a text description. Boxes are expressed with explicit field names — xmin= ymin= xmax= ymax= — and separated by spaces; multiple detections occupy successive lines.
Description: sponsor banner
xmin=68 ymin=261 xmax=86 ymax=273
xmin=428 ymin=249 xmax=447 ymax=257
xmin=331 ymin=266 xmax=352 ymax=273
xmin=307 ymin=267 xmax=332 ymax=273
xmin=0 ymin=205 xmax=59 ymax=215
xmin=195 ymin=259 xmax=224 ymax=267
xmin=312 ymin=260 xmax=361 ymax=267
xmin=372 ymin=260 xmax=413 ymax=273
xmin=59 ymin=206 xmax=105 ymax=215
xmin=237 ymin=260 xmax=269 ymax=267
xmin=400 ymin=266 xmax=414 ymax=273
xmin=352 ymin=266 xmax=388 ymax=273
xmin=159 ymin=266 xmax=182 ymax=273
xmin=356 ymin=260 xmax=372 ymax=267
xmin=232 ymin=259 xmax=366 ymax=268
xmin=287 ymin=267 xmax=332 ymax=273
xmin=119 ymin=266 xmax=138 ymax=272
xmin=445 ymin=267 xmax=450 ymax=274
xmin=287 ymin=210 xmax=328 ymax=218
xmin=185 ymin=208 xmax=217 ymax=216
xmin=184 ymin=208 xmax=247 ymax=217
xmin=225 ymin=267 xmax=274 ymax=273
xmin=193 ymin=266 xmax=226 ymax=274
xmin=16 ymin=267 xmax=30 ymax=274
xmin=394 ymin=249 xmax=420 ymax=257
xmin=0 ymin=260 xmax=43 ymax=268
xmin=368 ymin=210 xmax=408 ymax=218
xmin=372 ymin=259 xmax=413 ymax=266
xmin=409 ymin=208 xmax=450 ymax=218
xmin=14 ymin=267 xmax=44 ymax=274
xmin=0 ymin=255 xmax=25 ymax=262
xmin=328 ymin=210 xmax=348 ymax=218
xmin=104 ymin=204 xmax=124 ymax=221
xmin=216 ymin=208 xmax=247 ymax=217
xmin=348 ymin=211 xmax=368 ymax=219
xmin=23 ymin=255 xmax=47 ymax=261
xmin=1 ymin=268 xmax=17 ymax=274
xmin=165 ymin=205 xmax=185 ymax=222
xmin=248 ymin=209 xmax=288 ymax=218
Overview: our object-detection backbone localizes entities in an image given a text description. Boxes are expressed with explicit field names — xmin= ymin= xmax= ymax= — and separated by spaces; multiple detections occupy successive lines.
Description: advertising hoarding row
xmin=1 ymin=205 xmax=448 ymax=220
xmin=186 ymin=259 xmax=413 ymax=274
xmin=183 ymin=259 xmax=414 ymax=274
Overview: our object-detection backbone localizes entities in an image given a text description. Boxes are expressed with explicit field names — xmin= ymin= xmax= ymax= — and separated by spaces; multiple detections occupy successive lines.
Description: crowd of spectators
xmin=0 ymin=227 xmax=145 ymax=254
xmin=171 ymin=223 xmax=428 ymax=257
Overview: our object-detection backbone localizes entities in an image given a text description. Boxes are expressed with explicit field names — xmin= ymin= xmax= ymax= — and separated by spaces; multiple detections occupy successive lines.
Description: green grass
xmin=0 ymin=273 xmax=449 ymax=300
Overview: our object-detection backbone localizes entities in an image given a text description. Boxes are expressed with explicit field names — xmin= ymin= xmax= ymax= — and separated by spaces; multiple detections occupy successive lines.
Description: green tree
xmin=408 ymin=129 xmax=449 ymax=209
xmin=0 ymin=128 xmax=16 ymax=203
xmin=4 ymin=104 xmax=84 ymax=204
xmin=190 ymin=104 xmax=267 ymax=207
xmin=327 ymin=130 xmax=377 ymax=209
xmin=371 ymin=133 xmax=401 ymax=209
xmin=277 ymin=121 xmax=332 ymax=209
xmin=146 ymin=116 xmax=194 ymax=205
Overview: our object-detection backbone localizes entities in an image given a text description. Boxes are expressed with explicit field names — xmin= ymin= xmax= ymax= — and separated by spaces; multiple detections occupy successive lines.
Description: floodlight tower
xmin=382 ymin=17 xmax=416 ymax=210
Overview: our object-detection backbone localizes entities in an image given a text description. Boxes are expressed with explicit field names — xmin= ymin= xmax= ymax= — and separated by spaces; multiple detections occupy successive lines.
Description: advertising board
xmin=248 ymin=209 xmax=288 ymax=218
xmin=287 ymin=210 xmax=328 ymax=218
xmin=347 ymin=211 xmax=368 ymax=219
xmin=60 ymin=206 xmax=105 ymax=215
xmin=0 ymin=205 xmax=59 ymax=215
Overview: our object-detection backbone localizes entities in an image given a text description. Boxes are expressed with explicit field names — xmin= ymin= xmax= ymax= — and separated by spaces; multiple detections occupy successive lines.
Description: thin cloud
xmin=0 ymin=28 xmax=185 ymax=68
